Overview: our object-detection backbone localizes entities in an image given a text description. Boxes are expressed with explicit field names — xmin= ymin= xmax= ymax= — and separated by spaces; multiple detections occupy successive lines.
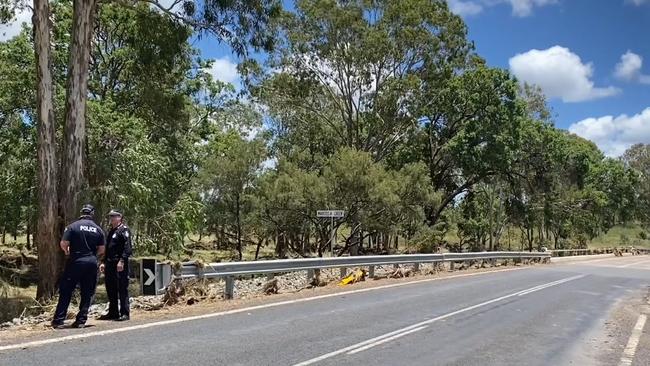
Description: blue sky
xmin=454 ymin=0 xmax=650 ymax=156
xmin=1 ymin=0 xmax=649 ymax=156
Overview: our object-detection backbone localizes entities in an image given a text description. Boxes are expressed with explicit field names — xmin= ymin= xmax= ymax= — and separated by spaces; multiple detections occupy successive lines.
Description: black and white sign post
xmin=141 ymin=258 xmax=157 ymax=295
xmin=317 ymin=210 xmax=345 ymax=257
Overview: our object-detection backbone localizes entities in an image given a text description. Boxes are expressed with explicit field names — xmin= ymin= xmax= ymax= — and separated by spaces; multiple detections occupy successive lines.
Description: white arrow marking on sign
xmin=144 ymin=268 xmax=155 ymax=286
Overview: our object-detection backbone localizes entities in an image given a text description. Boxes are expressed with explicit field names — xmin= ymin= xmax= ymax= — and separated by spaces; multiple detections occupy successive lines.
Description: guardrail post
xmin=491 ymin=258 xmax=497 ymax=267
xmin=413 ymin=263 xmax=420 ymax=272
xmin=449 ymin=261 xmax=455 ymax=271
xmin=340 ymin=267 xmax=348 ymax=279
xmin=158 ymin=262 xmax=173 ymax=295
xmin=266 ymin=273 xmax=275 ymax=281
xmin=307 ymin=269 xmax=315 ymax=283
xmin=225 ymin=276 xmax=235 ymax=299
xmin=368 ymin=266 xmax=375 ymax=279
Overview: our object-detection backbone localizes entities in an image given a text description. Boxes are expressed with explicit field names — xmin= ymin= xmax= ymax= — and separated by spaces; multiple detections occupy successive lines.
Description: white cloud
xmin=507 ymin=0 xmax=556 ymax=17
xmin=448 ymin=0 xmax=484 ymax=16
xmin=569 ymin=108 xmax=650 ymax=156
xmin=0 ymin=9 xmax=31 ymax=42
xmin=447 ymin=0 xmax=556 ymax=17
xmin=509 ymin=46 xmax=620 ymax=103
xmin=614 ymin=51 xmax=650 ymax=84
xmin=628 ymin=0 xmax=648 ymax=5
xmin=206 ymin=57 xmax=240 ymax=85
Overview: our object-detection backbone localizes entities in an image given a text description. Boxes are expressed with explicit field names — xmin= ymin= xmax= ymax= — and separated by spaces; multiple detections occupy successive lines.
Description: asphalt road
xmin=3 ymin=255 xmax=650 ymax=366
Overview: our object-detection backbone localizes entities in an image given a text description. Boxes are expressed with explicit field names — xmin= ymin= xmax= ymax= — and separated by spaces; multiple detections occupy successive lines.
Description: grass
xmin=589 ymin=223 xmax=650 ymax=249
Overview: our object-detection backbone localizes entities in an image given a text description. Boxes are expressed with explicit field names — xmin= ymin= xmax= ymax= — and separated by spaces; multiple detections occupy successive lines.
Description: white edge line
xmin=619 ymin=313 xmax=648 ymax=366
xmin=0 ymin=267 xmax=531 ymax=352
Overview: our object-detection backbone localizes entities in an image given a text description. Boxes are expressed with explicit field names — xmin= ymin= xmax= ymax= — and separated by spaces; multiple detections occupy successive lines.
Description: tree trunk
xmin=235 ymin=196 xmax=243 ymax=261
xmin=349 ymin=224 xmax=360 ymax=256
xmin=254 ymin=238 xmax=265 ymax=261
xmin=33 ymin=0 xmax=63 ymax=300
xmin=26 ymin=221 xmax=31 ymax=250
xmin=60 ymin=0 xmax=98 ymax=224
xmin=1 ymin=227 xmax=5 ymax=245
xmin=275 ymin=232 xmax=287 ymax=258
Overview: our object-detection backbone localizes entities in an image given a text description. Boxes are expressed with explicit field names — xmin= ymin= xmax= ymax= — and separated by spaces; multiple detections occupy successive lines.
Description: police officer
xmin=99 ymin=209 xmax=132 ymax=321
xmin=52 ymin=204 xmax=105 ymax=329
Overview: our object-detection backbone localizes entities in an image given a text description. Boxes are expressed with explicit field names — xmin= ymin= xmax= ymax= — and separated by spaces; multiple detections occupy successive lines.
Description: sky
xmin=1 ymin=0 xmax=649 ymax=156
xmin=449 ymin=0 xmax=650 ymax=156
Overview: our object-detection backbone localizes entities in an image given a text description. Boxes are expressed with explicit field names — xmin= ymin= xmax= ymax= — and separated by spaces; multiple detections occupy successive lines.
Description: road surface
xmin=2 ymin=255 xmax=650 ymax=365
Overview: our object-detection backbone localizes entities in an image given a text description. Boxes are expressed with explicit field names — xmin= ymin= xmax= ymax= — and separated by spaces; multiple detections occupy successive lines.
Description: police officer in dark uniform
xmin=52 ymin=204 xmax=105 ymax=329
xmin=99 ymin=209 xmax=132 ymax=321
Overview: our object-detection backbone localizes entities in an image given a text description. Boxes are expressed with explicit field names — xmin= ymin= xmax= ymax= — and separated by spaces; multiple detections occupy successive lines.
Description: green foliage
xmin=197 ymin=110 xmax=269 ymax=259
xmin=0 ymin=31 xmax=35 ymax=241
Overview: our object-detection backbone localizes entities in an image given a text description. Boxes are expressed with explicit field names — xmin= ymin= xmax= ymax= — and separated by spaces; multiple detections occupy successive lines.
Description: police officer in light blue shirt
xmin=52 ymin=204 xmax=105 ymax=329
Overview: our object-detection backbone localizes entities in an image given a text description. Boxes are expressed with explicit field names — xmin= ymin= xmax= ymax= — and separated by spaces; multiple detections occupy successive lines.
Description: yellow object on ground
xmin=339 ymin=269 xmax=366 ymax=286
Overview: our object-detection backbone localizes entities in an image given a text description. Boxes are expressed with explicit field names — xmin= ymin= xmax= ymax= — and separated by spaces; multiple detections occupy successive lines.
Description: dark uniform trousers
xmin=53 ymin=256 xmax=98 ymax=324
xmin=105 ymin=260 xmax=130 ymax=317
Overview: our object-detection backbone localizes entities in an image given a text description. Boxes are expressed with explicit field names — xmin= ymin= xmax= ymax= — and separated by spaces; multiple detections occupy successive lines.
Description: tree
xmin=0 ymin=31 xmax=35 ymax=246
xmin=253 ymin=0 xmax=473 ymax=165
xmin=198 ymin=126 xmax=268 ymax=261
xmin=621 ymin=144 xmax=650 ymax=223
xmin=394 ymin=66 xmax=524 ymax=226
xmin=32 ymin=0 xmax=64 ymax=299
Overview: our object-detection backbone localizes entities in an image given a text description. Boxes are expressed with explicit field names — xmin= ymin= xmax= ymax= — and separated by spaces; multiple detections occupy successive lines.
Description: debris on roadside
xmin=339 ymin=269 xmax=366 ymax=286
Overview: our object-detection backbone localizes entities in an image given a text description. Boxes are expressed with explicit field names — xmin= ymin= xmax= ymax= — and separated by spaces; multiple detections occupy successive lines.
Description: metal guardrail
xmin=550 ymin=248 xmax=650 ymax=257
xmin=147 ymin=251 xmax=550 ymax=298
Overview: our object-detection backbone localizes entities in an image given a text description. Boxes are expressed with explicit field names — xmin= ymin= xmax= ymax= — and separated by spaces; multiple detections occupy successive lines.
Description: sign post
xmin=317 ymin=210 xmax=345 ymax=257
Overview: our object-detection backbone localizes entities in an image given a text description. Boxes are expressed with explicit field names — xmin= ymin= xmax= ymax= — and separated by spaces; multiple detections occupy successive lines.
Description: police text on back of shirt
xmin=80 ymin=225 xmax=98 ymax=233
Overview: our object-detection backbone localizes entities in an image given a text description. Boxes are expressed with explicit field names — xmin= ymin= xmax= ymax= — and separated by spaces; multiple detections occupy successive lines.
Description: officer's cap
xmin=108 ymin=209 xmax=123 ymax=217
xmin=80 ymin=204 xmax=95 ymax=215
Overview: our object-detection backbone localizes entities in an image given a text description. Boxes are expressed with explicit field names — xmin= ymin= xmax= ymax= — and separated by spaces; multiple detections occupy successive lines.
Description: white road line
xmin=292 ymin=275 xmax=586 ymax=365
xmin=573 ymin=257 xmax=631 ymax=265
xmin=0 ymin=267 xmax=530 ymax=353
xmin=347 ymin=326 xmax=429 ymax=355
xmin=619 ymin=314 xmax=647 ymax=366
xmin=516 ymin=275 xmax=586 ymax=296
xmin=617 ymin=259 xmax=650 ymax=268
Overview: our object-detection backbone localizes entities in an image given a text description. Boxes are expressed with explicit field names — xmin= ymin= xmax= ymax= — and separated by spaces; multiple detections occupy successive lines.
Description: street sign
xmin=317 ymin=210 xmax=345 ymax=218
xmin=141 ymin=258 xmax=157 ymax=295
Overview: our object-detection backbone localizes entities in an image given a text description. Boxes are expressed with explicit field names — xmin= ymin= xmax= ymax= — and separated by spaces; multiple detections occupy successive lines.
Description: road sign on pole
xmin=317 ymin=210 xmax=345 ymax=218
xmin=317 ymin=210 xmax=345 ymax=256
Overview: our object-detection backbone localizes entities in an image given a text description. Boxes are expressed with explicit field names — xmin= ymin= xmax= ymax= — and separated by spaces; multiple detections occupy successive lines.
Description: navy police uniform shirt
xmin=62 ymin=217 xmax=105 ymax=261
xmin=106 ymin=224 xmax=133 ymax=262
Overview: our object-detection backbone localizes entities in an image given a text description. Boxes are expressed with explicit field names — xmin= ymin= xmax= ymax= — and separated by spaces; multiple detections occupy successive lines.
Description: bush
xmin=620 ymin=234 xmax=630 ymax=246
xmin=411 ymin=227 xmax=441 ymax=253
xmin=638 ymin=231 xmax=648 ymax=240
